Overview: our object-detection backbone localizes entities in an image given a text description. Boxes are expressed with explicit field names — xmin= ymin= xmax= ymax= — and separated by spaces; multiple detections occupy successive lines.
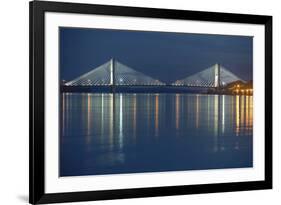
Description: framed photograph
xmin=29 ymin=1 xmax=272 ymax=204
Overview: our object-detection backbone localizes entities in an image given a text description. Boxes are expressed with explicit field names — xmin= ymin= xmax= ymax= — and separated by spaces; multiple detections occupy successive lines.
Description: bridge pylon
xmin=214 ymin=63 xmax=221 ymax=89
xmin=110 ymin=58 xmax=116 ymax=93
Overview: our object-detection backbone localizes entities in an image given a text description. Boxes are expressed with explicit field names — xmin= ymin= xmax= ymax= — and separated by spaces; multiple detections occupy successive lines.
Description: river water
xmin=60 ymin=93 xmax=253 ymax=176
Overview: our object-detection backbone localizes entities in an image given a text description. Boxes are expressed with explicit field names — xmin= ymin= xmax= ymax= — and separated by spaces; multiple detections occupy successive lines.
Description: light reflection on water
xmin=60 ymin=93 xmax=253 ymax=176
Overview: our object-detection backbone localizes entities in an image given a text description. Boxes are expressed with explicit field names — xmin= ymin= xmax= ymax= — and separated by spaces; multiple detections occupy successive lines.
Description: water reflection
xmin=176 ymin=94 xmax=180 ymax=130
xmin=118 ymin=94 xmax=123 ymax=149
xmin=236 ymin=95 xmax=240 ymax=136
xmin=132 ymin=94 xmax=137 ymax=140
xmin=155 ymin=94 xmax=159 ymax=136
xmin=109 ymin=93 xmax=114 ymax=150
xmin=222 ymin=95 xmax=225 ymax=134
xmin=214 ymin=95 xmax=219 ymax=152
xmin=196 ymin=94 xmax=200 ymax=129
xmin=60 ymin=93 xmax=253 ymax=176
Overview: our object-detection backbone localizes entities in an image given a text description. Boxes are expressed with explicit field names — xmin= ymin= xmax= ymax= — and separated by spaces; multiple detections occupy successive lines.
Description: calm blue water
xmin=60 ymin=93 xmax=253 ymax=176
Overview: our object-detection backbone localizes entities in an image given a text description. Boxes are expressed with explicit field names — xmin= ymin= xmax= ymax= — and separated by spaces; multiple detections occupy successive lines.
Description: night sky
xmin=60 ymin=27 xmax=253 ymax=83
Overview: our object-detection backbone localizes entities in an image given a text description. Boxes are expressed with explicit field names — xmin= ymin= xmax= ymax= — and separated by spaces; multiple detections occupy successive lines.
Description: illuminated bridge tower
xmin=110 ymin=58 xmax=116 ymax=93
xmin=214 ymin=63 xmax=221 ymax=89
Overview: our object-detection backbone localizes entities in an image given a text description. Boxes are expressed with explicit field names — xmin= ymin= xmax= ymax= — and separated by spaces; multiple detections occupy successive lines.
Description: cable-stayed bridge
xmin=63 ymin=58 xmax=245 ymax=91
xmin=172 ymin=63 xmax=244 ymax=88
xmin=65 ymin=58 xmax=164 ymax=87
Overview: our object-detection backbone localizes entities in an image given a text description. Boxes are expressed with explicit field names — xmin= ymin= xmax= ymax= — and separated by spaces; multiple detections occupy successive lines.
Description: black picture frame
xmin=29 ymin=0 xmax=272 ymax=204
